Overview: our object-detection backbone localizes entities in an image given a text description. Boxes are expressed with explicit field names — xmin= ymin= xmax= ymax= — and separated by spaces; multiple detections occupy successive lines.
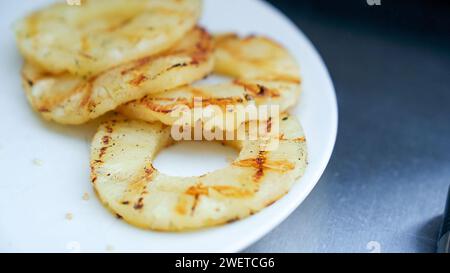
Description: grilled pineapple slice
xmin=119 ymin=34 xmax=301 ymax=129
xmin=15 ymin=0 xmax=201 ymax=77
xmin=118 ymin=80 xmax=300 ymax=130
xmin=214 ymin=33 xmax=301 ymax=83
xmin=90 ymin=113 xmax=307 ymax=231
xmin=21 ymin=27 xmax=214 ymax=125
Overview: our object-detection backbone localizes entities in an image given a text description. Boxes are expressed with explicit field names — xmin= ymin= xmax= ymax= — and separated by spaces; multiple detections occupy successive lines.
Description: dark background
xmin=245 ymin=0 xmax=450 ymax=252
xmin=266 ymin=0 xmax=450 ymax=39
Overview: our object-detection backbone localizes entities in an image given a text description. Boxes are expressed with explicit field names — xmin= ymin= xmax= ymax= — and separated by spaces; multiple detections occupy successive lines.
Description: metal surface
xmin=245 ymin=1 xmax=450 ymax=253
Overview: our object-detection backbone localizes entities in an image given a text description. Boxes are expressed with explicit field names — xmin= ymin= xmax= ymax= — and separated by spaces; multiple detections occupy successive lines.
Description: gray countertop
xmin=245 ymin=1 xmax=450 ymax=253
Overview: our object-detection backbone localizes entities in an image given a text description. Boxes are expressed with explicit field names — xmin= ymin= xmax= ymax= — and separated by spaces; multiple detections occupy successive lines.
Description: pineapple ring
xmin=21 ymin=27 xmax=214 ymax=125
xmin=118 ymin=34 xmax=301 ymax=129
xmin=15 ymin=0 xmax=202 ymax=77
xmin=90 ymin=113 xmax=307 ymax=231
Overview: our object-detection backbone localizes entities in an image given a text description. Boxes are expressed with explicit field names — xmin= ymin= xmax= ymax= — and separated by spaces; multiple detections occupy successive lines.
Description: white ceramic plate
xmin=0 ymin=0 xmax=337 ymax=252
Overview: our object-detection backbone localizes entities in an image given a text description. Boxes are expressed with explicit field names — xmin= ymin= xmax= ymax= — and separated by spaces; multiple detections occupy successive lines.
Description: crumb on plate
xmin=106 ymin=245 xmax=114 ymax=251
xmin=65 ymin=213 xmax=73 ymax=220
xmin=32 ymin=158 xmax=43 ymax=166
xmin=82 ymin=192 xmax=90 ymax=201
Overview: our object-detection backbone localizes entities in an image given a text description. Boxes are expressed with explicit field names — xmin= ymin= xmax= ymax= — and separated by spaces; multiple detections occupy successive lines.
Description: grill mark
xmin=190 ymin=27 xmax=213 ymax=65
xmin=166 ymin=63 xmax=188 ymax=71
xmin=133 ymin=197 xmax=144 ymax=210
xmin=262 ymin=160 xmax=295 ymax=172
xmin=127 ymin=168 xmax=154 ymax=193
xmin=138 ymin=96 xmax=246 ymax=114
xmin=122 ymin=165 xmax=155 ymax=211
xmin=120 ymin=57 xmax=151 ymax=75
xmin=186 ymin=184 xmax=209 ymax=196
xmin=38 ymin=107 xmax=50 ymax=113
xmin=211 ymin=186 xmax=253 ymax=198
xmin=279 ymin=135 xmax=306 ymax=142
xmin=102 ymin=135 xmax=111 ymax=145
xmin=78 ymin=51 xmax=95 ymax=60
xmin=182 ymin=184 xmax=207 ymax=215
xmin=79 ymin=80 xmax=95 ymax=108
xmin=266 ymin=117 xmax=272 ymax=133
xmin=97 ymin=123 xmax=114 ymax=159
xmin=118 ymin=27 xmax=212 ymax=77
xmin=254 ymin=151 xmax=267 ymax=181
xmin=106 ymin=17 xmax=133 ymax=32
xmin=178 ymin=183 xmax=254 ymax=215
xmin=99 ymin=147 xmax=108 ymax=158
xmin=251 ymin=76 xmax=301 ymax=84
xmin=293 ymin=137 xmax=306 ymax=142
xmin=190 ymin=195 xmax=200 ymax=216
xmin=226 ymin=217 xmax=240 ymax=224
xmin=144 ymin=165 xmax=154 ymax=176
xmin=257 ymin=84 xmax=267 ymax=96
xmin=90 ymin=157 xmax=106 ymax=184
xmin=129 ymin=74 xmax=148 ymax=86
xmin=140 ymin=101 xmax=174 ymax=114
xmin=232 ymin=152 xmax=295 ymax=182
xmin=233 ymin=80 xmax=280 ymax=97
xmin=26 ymin=78 xmax=34 ymax=87
xmin=190 ymin=51 xmax=208 ymax=65
xmin=185 ymin=184 xmax=253 ymax=198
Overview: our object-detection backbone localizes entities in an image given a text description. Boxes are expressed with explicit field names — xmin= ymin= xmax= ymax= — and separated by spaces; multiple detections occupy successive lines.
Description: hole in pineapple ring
xmin=152 ymin=141 xmax=239 ymax=177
